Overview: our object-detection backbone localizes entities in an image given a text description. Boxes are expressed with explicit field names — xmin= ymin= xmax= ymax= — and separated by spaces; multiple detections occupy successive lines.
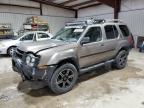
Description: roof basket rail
xmin=66 ymin=21 xmax=86 ymax=26
xmin=86 ymin=18 xmax=106 ymax=24
xmin=92 ymin=19 xmax=105 ymax=24
xmin=106 ymin=19 xmax=123 ymax=23
xmin=65 ymin=19 xmax=123 ymax=27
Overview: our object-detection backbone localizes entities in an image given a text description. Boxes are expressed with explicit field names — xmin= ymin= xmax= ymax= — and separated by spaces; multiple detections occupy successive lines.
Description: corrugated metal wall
xmin=77 ymin=5 xmax=113 ymax=22
xmin=42 ymin=4 xmax=75 ymax=34
xmin=0 ymin=0 xmax=75 ymax=35
xmin=78 ymin=0 xmax=144 ymax=47
xmin=119 ymin=0 xmax=144 ymax=47
xmin=0 ymin=12 xmax=75 ymax=35
xmin=1 ymin=0 xmax=144 ymax=38
xmin=119 ymin=9 xmax=144 ymax=36
xmin=0 ymin=13 xmax=36 ymax=33
xmin=78 ymin=0 xmax=144 ymax=36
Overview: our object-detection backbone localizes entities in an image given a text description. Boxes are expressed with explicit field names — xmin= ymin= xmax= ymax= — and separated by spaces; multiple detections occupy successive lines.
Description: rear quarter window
xmin=119 ymin=25 xmax=130 ymax=37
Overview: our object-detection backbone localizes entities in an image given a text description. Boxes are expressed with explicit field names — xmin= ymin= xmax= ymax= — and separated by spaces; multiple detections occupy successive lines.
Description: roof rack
xmin=66 ymin=19 xmax=123 ymax=27
xmin=87 ymin=19 xmax=106 ymax=24
xmin=106 ymin=19 xmax=123 ymax=23
xmin=91 ymin=19 xmax=123 ymax=23
xmin=66 ymin=21 xmax=87 ymax=27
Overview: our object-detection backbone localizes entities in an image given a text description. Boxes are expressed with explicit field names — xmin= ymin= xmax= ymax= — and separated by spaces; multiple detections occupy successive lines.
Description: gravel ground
xmin=0 ymin=49 xmax=144 ymax=108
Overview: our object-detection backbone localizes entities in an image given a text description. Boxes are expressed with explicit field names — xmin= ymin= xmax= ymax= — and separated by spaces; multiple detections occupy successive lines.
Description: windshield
xmin=52 ymin=26 xmax=86 ymax=42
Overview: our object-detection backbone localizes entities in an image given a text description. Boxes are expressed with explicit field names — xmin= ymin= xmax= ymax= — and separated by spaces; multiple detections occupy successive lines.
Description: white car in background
xmin=0 ymin=31 xmax=53 ymax=56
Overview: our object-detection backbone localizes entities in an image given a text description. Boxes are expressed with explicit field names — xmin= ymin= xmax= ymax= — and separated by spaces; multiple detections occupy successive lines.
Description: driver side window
xmin=21 ymin=33 xmax=34 ymax=41
xmin=84 ymin=27 xmax=102 ymax=43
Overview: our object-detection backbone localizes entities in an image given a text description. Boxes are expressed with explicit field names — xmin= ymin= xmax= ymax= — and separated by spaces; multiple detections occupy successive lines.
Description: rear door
xmin=36 ymin=32 xmax=51 ymax=41
xmin=102 ymin=25 xmax=119 ymax=60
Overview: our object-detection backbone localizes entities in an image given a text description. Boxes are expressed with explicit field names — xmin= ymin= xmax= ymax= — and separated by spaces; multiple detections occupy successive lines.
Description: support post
xmin=75 ymin=10 xmax=78 ymax=18
xmin=40 ymin=3 xmax=43 ymax=15
xmin=114 ymin=0 xmax=121 ymax=19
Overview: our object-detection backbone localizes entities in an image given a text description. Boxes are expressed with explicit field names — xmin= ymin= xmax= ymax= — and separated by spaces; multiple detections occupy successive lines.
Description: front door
xmin=78 ymin=26 xmax=105 ymax=68
xmin=20 ymin=33 xmax=35 ymax=43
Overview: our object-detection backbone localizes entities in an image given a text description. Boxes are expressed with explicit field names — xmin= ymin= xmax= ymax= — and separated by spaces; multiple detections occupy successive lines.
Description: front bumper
xmin=0 ymin=47 xmax=7 ymax=54
xmin=12 ymin=56 xmax=56 ymax=82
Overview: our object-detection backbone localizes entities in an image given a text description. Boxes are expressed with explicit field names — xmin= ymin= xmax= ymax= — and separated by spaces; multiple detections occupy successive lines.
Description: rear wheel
xmin=113 ymin=50 xmax=128 ymax=69
xmin=7 ymin=46 xmax=16 ymax=56
xmin=49 ymin=63 xmax=78 ymax=94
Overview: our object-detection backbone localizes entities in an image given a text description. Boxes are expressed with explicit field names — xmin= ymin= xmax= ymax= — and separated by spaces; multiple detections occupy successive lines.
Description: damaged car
xmin=12 ymin=19 xmax=134 ymax=94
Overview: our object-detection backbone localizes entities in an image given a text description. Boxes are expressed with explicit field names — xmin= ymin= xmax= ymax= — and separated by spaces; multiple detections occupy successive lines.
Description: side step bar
xmin=80 ymin=59 xmax=114 ymax=74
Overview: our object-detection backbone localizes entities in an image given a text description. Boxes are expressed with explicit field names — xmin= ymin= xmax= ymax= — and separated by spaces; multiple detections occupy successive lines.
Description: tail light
xmin=128 ymin=34 xmax=134 ymax=48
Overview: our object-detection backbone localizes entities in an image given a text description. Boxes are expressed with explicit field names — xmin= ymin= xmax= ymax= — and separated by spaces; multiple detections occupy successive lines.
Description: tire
xmin=7 ymin=46 xmax=16 ymax=56
xmin=113 ymin=50 xmax=128 ymax=69
xmin=49 ymin=63 xmax=78 ymax=94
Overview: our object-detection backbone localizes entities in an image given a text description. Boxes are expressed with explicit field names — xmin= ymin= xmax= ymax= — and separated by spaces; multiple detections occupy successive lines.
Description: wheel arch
xmin=7 ymin=46 xmax=17 ymax=54
xmin=119 ymin=47 xmax=129 ymax=52
xmin=116 ymin=46 xmax=129 ymax=56
xmin=113 ymin=46 xmax=129 ymax=61
xmin=56 ymin=58 xmax=80 ymax=72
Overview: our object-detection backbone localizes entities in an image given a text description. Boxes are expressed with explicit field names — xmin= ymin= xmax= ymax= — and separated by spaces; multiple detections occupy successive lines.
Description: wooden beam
xmin=60 ymin=0 xmax=78 ymax=5
xmin=0 ymin=3 xmax=40 ymax=9
xmin=96 ymin=0 xmax=115 ymax=7
xmin=96 ymin=0 xmax=121 ymax=19
xmin=78 ymin=3 xmax=102 ymax=10
xmin=40 ymin=3 xmax=43 ymax=15
xmin=70 ymin=0 xmax=98 ymax=8
xmin=30 ymin=0 xmax=76 ymax=11
xmin=75 ymin=10 xmax=78 ymax=18
xmin=114 ymin=0 xmax=121 ymax=19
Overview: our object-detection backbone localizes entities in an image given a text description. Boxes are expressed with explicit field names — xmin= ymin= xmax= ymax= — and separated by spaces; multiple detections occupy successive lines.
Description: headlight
xmin=26 ymin=54 xmax=36 ymax=67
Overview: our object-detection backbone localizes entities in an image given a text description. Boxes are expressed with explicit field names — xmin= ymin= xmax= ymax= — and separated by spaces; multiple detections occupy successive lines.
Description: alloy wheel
xmin=56 ymin=69 xmax=74 ymax=89
xmin=119 ymin=53 xmax=127 ymax=67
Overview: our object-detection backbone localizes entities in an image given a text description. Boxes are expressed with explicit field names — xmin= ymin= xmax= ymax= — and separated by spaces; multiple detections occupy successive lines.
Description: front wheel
xmin=113 ymin=50 xmax=128 ymax=69
xmin=7 ymin=46 xmax=16 ymax=56
xmin=49 ymin=63 xmax=78 ymax=94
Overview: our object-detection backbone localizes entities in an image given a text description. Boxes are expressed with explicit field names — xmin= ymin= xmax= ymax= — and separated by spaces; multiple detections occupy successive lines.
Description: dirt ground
xmin=0 ymin=49 xmax=144 ymax=108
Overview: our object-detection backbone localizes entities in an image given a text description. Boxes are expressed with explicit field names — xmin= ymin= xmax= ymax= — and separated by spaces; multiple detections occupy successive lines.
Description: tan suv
xmin=12 ymin=19 xmax=134 ymax=94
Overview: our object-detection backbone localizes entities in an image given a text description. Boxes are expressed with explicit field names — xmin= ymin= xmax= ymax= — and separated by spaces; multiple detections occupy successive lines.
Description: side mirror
xmin=80 ymin=37 xmax=90 ymax=45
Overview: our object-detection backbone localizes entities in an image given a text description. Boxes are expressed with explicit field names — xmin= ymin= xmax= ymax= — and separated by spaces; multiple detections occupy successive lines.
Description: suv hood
xmin=18 ymin=39 xmax=68 ymax=53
